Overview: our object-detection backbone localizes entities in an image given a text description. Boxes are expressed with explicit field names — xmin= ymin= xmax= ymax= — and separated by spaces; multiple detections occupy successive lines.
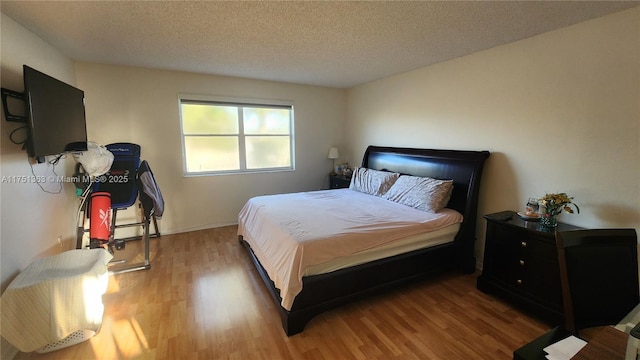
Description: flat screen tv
xmin=23 ymin=65 xmax=87 ymax=161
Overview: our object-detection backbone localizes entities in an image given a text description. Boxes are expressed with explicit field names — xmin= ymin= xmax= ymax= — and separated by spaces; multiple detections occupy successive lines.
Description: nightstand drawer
xmin=329 ymin=174 xmax=351 ymax=189
xmin=492 ymin=226 xmax=557 ymax=260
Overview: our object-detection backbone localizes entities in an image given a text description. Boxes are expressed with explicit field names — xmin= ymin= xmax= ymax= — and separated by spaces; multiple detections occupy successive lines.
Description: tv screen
xmin=23 ymin=65 xmax=87 ymax=160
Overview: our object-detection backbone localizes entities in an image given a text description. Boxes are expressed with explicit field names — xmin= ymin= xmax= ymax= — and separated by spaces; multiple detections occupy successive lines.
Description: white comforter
xmin=237 ymin=188 xmax=463 ymax=310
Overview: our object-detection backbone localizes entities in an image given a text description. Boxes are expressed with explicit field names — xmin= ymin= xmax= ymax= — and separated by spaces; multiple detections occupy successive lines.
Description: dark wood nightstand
xmin=477 ymin=210 xmax=583 ymax=324
xmin=329 ymin=174 xmax=352 ymax=189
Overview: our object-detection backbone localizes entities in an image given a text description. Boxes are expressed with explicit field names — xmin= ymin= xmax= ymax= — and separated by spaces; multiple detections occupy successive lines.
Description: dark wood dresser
xmin=477 ymin=211 xmax=583 ymax=323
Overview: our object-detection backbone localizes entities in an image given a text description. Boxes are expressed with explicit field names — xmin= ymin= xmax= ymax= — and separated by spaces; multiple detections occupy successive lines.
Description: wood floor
xmin=14 ymin=226 xmax=551 ymax=359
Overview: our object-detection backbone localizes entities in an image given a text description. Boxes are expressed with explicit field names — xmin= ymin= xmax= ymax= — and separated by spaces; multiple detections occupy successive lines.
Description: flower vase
xmin=540 ymin=214 xmax=558 ymax=228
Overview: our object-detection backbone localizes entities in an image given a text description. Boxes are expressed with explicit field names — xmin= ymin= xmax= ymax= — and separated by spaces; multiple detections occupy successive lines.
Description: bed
xmin=238 ymin=145 xmax=490 ymax=336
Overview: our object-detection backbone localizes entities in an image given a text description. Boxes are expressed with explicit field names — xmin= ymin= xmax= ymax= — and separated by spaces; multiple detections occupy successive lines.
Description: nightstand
xmin=329 ymin=174 xmax=352 ymax=189
xmin=477 ymin=210 xmax=583 ymax=324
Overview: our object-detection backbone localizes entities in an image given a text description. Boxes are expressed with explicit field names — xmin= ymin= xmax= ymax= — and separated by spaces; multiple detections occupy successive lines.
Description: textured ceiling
xmin=1 ymin=1 xmax=638 ymax=88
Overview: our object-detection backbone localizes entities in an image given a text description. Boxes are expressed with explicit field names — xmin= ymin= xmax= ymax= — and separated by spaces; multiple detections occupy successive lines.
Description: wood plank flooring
xmin=14 ymin=226 xmax=550 ymax=359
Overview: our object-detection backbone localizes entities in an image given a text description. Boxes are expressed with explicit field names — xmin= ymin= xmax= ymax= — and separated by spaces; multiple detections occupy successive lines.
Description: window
xmin=179 ymin=96 xmax=294 ymax=175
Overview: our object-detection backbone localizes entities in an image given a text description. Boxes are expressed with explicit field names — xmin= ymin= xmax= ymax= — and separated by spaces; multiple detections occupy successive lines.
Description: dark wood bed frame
xmin=239 ymin=145 xmax=490 ymax=336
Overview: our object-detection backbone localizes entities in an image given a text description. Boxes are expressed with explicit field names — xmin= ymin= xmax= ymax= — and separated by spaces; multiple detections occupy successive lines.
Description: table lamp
xmin=328 ymin=147 xmax=339 ymax=174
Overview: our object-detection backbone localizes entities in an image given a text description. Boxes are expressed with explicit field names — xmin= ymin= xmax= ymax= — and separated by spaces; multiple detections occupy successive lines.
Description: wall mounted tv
xmin=23 ymin=65 xmax=87 ymax=162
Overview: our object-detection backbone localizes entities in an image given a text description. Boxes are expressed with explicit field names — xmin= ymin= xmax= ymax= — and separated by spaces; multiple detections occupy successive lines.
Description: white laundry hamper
xmin=0 ymin=249 xmax=112 ymax=353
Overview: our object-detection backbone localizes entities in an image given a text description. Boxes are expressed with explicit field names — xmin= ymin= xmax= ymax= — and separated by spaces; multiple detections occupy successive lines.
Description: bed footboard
xmin=240 ymin=235 xmax=457 ymax=336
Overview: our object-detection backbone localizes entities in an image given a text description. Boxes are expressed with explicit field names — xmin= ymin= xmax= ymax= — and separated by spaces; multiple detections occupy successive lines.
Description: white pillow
xmin=383 ymin=175 xmax=453 ymax=213
xmin=349 ymin=167 xmax=400 ymax=196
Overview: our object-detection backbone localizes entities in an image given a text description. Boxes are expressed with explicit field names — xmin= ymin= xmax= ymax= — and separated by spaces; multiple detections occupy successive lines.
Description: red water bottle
xmin=90 ymin=191 xmax=111 ymax=248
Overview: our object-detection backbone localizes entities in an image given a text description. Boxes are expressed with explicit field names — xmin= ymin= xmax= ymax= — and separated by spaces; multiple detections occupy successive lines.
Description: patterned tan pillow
xmin=349 ymin=167 xmax=400 ymax=196
xmin=383 ymin=175 xmax=453 ymax=213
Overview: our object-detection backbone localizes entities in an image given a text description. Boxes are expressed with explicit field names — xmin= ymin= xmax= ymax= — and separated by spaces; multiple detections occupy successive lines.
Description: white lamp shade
xmin=327 ymin=147 xmax=339 ymax=159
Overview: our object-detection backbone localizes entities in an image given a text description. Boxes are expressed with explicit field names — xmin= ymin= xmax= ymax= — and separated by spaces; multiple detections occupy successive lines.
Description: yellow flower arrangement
xmin=538 ymin=193 xmax=579 ymax=228
xmin=539 ymin=192 xmax=580 ymax=217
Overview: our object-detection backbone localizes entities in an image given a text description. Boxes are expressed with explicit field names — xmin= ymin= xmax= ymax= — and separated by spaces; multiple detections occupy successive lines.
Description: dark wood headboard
xmin=362 ymin=145 xmax=490 ymax=271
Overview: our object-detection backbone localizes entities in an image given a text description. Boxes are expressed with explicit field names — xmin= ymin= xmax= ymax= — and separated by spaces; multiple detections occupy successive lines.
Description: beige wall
xmin=346 ymin=7 xmax=640 ymax=267
xmin=0 ymin=13 xmax=81 ymax=359
xmin=75 ymin=63 xmax=347 ymax=234
xmin=0 ymin=14 xmax=80 ymax=288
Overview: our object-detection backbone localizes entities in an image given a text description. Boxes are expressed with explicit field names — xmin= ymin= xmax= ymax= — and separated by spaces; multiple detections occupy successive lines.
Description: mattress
xmin=304 ymin=223 xmax=460 ymax=276
xmin=238 ymin=188 xmax=463 ymax=310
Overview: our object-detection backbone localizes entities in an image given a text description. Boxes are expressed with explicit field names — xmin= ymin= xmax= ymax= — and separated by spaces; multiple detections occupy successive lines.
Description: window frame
xmin=178 ymin=94 xmax=295 ymax=176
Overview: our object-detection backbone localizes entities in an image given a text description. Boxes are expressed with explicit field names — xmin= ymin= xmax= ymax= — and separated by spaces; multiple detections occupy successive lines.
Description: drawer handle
xmin=521 ymin=241 xmax=527 ymax=248
xmin=516 ymin=279 xmax=523 ymax=285
xmin=519 ymin=260 xmax=525 ymax=266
